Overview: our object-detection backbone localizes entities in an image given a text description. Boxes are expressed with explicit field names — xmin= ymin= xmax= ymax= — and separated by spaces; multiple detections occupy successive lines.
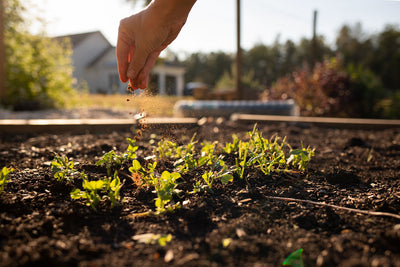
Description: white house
xmin=56 ymin=31 xmax=185 ymax=95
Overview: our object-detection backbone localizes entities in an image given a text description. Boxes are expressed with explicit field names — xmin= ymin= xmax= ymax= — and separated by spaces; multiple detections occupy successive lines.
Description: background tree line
xmin=182 ymin=23 xmax=400 ymax=118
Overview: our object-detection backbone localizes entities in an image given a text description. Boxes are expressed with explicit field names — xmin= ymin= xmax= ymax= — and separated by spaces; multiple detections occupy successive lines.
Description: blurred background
xmin=0 ymin=0 xmax=400 ymax=118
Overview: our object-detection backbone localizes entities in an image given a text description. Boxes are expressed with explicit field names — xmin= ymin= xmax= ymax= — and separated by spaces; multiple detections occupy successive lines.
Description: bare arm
xmin=117 ymin=0 xmax=197 ymax=90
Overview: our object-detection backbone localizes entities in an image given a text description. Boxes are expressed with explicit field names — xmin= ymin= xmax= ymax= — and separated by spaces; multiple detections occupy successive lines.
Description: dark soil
xmin=1 ymin=121 xmax=400 ymax=267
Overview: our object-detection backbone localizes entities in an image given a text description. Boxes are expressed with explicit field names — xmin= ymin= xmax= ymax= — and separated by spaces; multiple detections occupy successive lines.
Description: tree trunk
xmin=235 ymin=0 xmax=242 ymax=99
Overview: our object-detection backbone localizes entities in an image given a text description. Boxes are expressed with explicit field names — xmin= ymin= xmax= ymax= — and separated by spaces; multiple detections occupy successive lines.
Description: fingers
xmin=127 ymin=44 xmax=148 ymax=85
xmin=136 ymin=51 xmax=161 ymax=89
xmin=116 ymin=24 xmax=132 ymax=83
xmin=116 ymin=43 xmax=130 ymax=83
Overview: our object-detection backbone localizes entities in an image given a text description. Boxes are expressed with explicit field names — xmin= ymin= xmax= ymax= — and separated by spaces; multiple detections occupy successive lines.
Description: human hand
xmin=117 ymin=1 xmax=195 ymax=90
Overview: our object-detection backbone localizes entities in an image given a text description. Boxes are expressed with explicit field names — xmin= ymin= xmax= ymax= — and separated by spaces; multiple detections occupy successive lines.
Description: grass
xmin=67 ymin=93 xmax=193 ymax=117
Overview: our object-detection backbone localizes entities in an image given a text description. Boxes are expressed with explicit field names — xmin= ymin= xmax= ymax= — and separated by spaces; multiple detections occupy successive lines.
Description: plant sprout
xmin=96 ymin=150 xmax=124 ymax=177
xmin=51 ymin=154 xmax=80 ymax=182
xmin=129 ymin=160 xmax=182 ymax=213
xmin=0 ymin=167 xmax=14 ymax=194
xmin=283 ymin=248 xmax=304 ymax=267
xmin=70 ymin=172 xmax=122 ymax=211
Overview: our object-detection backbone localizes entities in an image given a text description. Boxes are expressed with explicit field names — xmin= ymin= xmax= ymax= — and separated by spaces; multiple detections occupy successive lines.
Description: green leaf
xmin=220 ymin=173 xmax=233 ymax=184
xmin=283 ymin=248 xmax=304 ymax=267
xmin=161 ymin=170 xmax=171 ymax=180
xmin=70 ymin=188 xmax=85 ymax=199
xmin=131 ymin=160 xmax=142 ymax=172
xmin=170 ymin=172 xmax=181 ymax=180
xmin=84 ymin=180 xmax=105 ymax=191
xmin=157 ymin=234 xmax=172 ymax=247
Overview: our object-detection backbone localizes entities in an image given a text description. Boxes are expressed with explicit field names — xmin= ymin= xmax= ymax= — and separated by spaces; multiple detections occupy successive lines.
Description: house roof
xmin=55 ymin=31 xmax=111 ymax=48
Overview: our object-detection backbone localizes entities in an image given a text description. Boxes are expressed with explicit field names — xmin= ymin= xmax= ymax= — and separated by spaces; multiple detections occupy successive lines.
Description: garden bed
xmin=0 ymin=121 xmax=399 ymax=266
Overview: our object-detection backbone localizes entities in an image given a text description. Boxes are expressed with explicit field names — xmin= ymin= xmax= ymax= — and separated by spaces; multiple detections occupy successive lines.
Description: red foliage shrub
xmin=263 ymin=58 xmax=360 ymax=117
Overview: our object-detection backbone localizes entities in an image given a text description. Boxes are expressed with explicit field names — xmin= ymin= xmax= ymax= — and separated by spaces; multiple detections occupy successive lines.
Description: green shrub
xmin=2 ymin=0 xmax=76 ymax=110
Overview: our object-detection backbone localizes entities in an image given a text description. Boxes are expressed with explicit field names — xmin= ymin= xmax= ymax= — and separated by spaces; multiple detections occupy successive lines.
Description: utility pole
xmin=0 ymin=0 xmax=5 ymax=99
xmin=235 ymin=0 xmax=243 ymax=100
xmin=311 ymin=10 xmax=318 ymax=66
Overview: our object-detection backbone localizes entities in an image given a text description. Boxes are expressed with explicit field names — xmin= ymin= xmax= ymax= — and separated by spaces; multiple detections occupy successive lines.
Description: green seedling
xmin=70 ymin=172 xmax=122 ymax=211
xmin=283 ymin=248 xmax=304 ymax=267
xmin=198 ymin=142 xmax=219 ymax=166
xmin=129 ymin=159 xmax=157 ymax=187
xmin=235 ymin=140 xmax=250 ymax=179
xmin=193 ymin=156 xmax=233 ymax=193
xmin=96 ymin=150 xmax=124 ymax=177
xmin=129 ymin=160 xmax=181 ymax=213
xmin=71 ymin=174 xmax=104 ymax=210
xmin=174 ymin=152 xmax=197 ymax=173
xmin=154 ymin=171 xmax=181 ymax=213
xmin=0 ymin=167 xmax=14 ymax=194
xmin=287 ymin=145 xmax=315 ymax=171
xmin=223 ymin=134 xmax=240 ymax=154
xmin=104 ymin=171 xmax=123 ymax=208
xmin=96 ymin=139 xmax=138 ymax=177
xmin=155 ymin=133 xmax=197 ymax=160
xmin=174 ymin=141 xmax=217 ymax=173
xmin=51 ymin=154 xmax=79 ymax=182
xmin=123 ymin=138 xmax=138 ymax=161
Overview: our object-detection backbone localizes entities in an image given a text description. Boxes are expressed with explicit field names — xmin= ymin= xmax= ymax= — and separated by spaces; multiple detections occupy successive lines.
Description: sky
xmin=31 ymin=0 xmax=400 ymax=57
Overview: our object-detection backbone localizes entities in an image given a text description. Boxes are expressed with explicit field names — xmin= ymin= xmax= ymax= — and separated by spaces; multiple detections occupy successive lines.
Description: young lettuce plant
xmin=129 ymin=159 xmax=181 ymax=213
xmin=70 ymin=172 xmax=122 ymax=211
xmin=96 ymin=150 xmax=124 ymax=177
xmin=71 ymin=173 xmax=104 ymax=210
xmin=96 ymin=139 xmax=138 ymax=178
xmin=0 ymin=167 xmax=14 ymax=194
xmin=129 ymin=159 xmax=157 ymax=187
xmin=123 ymin=138 xmax=139 ymax=161
xmin=154 ymin=171 xmax=182 ymax=213
xmin=174 ymin=152 xmax=197 ymax=173
xmin=104 ymin=171 xmax=123 ymax=208
xmin=193 ymin=156 xmax=233 ymax=193
xmin=51 ymin=154 xmax=80 ymax=182
xmin=287 ymin=145 xmax=315 ymax=171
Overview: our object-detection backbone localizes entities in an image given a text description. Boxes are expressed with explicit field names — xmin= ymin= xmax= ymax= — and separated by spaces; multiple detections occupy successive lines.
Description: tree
xmin=183 ymin=51 xmax=233 ymax=87
xmin=371 ymin=25 xmax=400 ymax=91
xmin=2 ymin=0 xmax=76 ymax=110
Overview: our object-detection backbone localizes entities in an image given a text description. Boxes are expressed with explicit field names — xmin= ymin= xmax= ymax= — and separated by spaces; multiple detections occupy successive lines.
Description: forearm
xmin=149 ymin=0 xmax=197 ymax=23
